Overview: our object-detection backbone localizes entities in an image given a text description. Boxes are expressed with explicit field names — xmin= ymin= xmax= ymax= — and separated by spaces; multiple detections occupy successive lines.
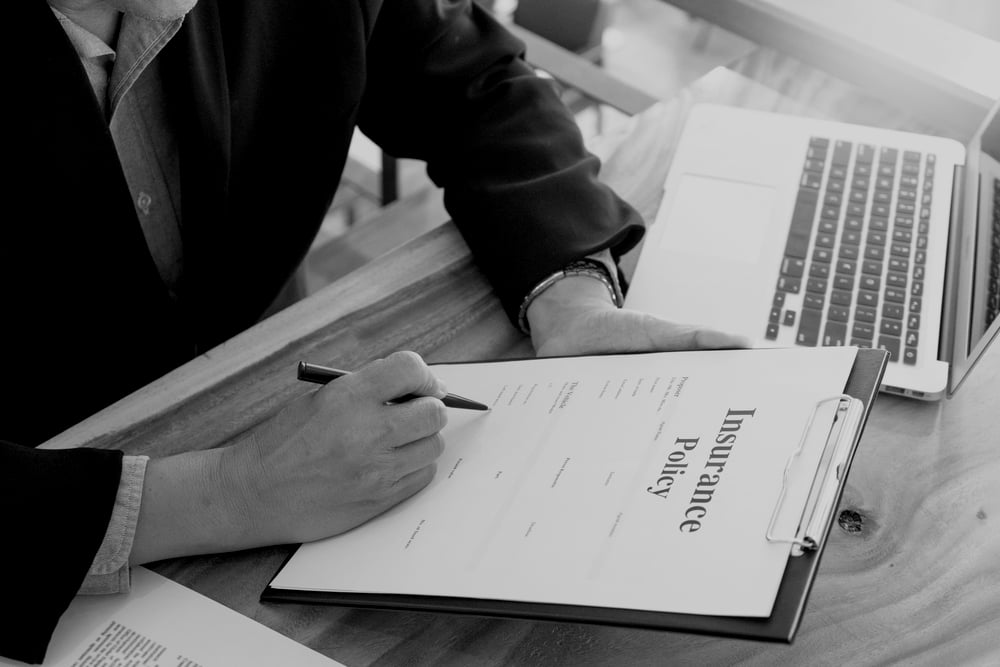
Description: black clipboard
xmin=262 ymin=348 xmax=888 ymax=643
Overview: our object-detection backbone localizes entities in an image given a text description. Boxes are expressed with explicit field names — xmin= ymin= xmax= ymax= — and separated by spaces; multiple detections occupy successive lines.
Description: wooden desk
xmin=47 ymin=53 xmax=1000 ymax=664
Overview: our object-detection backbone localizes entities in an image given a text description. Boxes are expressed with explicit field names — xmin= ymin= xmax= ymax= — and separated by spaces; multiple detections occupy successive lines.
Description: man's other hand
xmin=526 ymin=275 xmax=749 ymax=358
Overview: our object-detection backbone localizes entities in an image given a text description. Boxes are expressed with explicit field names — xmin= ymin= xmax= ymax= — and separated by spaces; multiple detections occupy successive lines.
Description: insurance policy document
xmin=270 ymin=347 xmax=858 ymax=618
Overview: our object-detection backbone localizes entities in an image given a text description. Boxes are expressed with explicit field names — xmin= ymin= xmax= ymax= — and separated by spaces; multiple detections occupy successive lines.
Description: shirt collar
xmin=50 ymin=7 xmax=115 ymax=60
xmin=49 ymin=6 xmax=184 ymax=117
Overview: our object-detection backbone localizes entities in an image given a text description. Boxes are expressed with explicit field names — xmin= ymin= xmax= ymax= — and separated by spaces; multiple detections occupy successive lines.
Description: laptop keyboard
xmin=766 ymin=137 xmax=935 ymax=363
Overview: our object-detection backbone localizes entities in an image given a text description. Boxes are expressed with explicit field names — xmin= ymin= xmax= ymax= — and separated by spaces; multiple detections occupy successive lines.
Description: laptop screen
xmin=951 ymin=99 xmax=1000 ymax=393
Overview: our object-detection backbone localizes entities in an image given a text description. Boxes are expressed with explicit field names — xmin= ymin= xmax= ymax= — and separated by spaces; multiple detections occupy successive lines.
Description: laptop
xmin=625 ymin=100 xmax=1000 ymax=400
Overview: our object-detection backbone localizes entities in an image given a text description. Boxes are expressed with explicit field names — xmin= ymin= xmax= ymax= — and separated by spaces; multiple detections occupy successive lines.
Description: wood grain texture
xmin=44 ymin=52 xmax=1000 ymax=665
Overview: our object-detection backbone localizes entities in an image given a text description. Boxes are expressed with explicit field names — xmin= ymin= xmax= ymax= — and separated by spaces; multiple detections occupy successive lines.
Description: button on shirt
xmin=51 ymin=7 xmax=187 ymax=595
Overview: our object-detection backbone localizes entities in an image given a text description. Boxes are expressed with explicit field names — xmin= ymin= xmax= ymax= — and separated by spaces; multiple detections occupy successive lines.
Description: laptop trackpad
xmin=658 ymin=174 xmax=776 ymax=263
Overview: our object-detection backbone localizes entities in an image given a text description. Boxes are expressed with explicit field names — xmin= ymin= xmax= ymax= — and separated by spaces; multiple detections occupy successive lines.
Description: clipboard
xmin=262 ymin=347 xmax=888 ymax=643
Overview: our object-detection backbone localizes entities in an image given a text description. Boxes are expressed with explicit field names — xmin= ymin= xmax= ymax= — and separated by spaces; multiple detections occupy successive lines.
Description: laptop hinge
xmin=938 ymin=163 xmax=966 ymax=371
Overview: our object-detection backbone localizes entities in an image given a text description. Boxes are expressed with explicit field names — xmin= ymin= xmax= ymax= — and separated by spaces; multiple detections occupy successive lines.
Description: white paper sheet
xmin=271 ymin=347 xmax=858 ymax=618
xmin=1 ymin=568 xmax=340 ymax=667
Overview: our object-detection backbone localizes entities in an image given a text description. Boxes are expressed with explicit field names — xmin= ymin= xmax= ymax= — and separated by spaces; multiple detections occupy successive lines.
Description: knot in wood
xmin=838 ymin=509 xmax=865 ymax=534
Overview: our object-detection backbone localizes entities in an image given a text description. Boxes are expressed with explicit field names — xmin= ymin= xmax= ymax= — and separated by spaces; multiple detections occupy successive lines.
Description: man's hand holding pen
xmin=217 ymin=351 xmax=452 ymax=546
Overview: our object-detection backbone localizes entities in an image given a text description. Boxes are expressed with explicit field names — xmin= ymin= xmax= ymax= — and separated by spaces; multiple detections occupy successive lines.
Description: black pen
xmin=297 ymin=362 xmax=490 ymax=411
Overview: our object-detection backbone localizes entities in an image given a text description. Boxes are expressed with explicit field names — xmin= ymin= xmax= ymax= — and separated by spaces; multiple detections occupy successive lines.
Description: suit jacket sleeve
xmin=358 ymin=0 xmax=645 ymax=323
xmin=0 ymin=441 xmax=122 ymax=664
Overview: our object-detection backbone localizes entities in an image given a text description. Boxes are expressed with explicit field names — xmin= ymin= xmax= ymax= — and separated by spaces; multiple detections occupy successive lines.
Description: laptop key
xmin=839 ymin=245 xmax=860 ymax=260
xmin=859 ymin=275 xmax=881 ymax=291
xmin=806 ymin=278 xmax=828 ymax=293
xmin=777 ymin=276 xmax=801 ymax=293
xmin=862 ymin=260 xmax=882 ymax=275
xmin=908 ymin=313 xmax=920 ymax=329
xmin=773 ymin=292 xmax=786 ymax=307
xmin=801 ymin=172 xmax=822 ymax=189
xmin=888 ymin=257 xmax=909 ymax=272
xmin=770 ymin=307 xmax=781 ymax=323
xmin=765 ymin=323 xmax=779 ymax=340
xmin=836 ymin=259 xmax=857 ymax=274
xmin=824 ymin=321 xmax=848 ymax=346
xmin=857 ymin=290 xmax=879 ymax=307
xmin=832 ymin=140 xmax=852 ymax=165
xmin=807 ymin=146 xmax=827 ymax=160
xmin=828 ymin=305 xmax=850 ymax=322
xmin=796 ymin=307 xmax=822 ymax=346
xmin=804 ymin=294 xmax=825 ymax=310
xmin=903 ymin=347 xmax=918 ymax=365
xmin=834 ymin=274 xmax=855 ymax=290
xmin=852 ymin=322 xmax=875 ymax=340
xmin=878 ymin=335 xmax=901 ymax=361
xmin=857 ymin=144 xmax=875 ymax=163
xmin=884 ymin=287 xmax=906 ymax=303
xmin=783 ymin=310 xmax=797 ymax=326
xmin=855 ymin=306 xmax=877 ymax=323
xmin=810 ymin=263 xmax=830 ymax=278
xmin=905 ymin=330 xmax=919 ymax=347
xmin=831 ymin=289 xmax=853 ymax=306
xmin=881 ymin=320 xmax=903 ymax=336
xmin=886 ymin=272 xmax=908 ymax=288
xmin=781 ymin=257 xmax=805 ymax=277
xmin=882 ymin=303 xmax=904 ymax=320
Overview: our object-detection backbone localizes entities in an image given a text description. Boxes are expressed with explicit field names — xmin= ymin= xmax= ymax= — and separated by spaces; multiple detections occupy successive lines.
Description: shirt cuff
xmin=78 ymin=455 xmax=148 ymax=595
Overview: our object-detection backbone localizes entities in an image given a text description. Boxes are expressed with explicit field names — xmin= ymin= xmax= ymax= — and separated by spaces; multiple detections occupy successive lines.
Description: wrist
xmin=520 ymin=258 xmax=622 ymax=335
xmin=526 ymin=274 xmax=620 ymax=349
xmin=130 ymin=446 xmax=254 ymax=563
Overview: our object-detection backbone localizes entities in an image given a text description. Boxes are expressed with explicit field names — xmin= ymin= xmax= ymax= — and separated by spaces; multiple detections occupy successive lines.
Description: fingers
xmin=387 ymin=432 xmax=446 ymax=477
xmin=381 ymin=464 xmax=437 ymax=508
xmin=648 ymin=320 xmax=750 ymax=351
xmin=383 ymin=396 xmax=448 ymax=446
xmin=352 ymin=351 xmax=446 ymax=403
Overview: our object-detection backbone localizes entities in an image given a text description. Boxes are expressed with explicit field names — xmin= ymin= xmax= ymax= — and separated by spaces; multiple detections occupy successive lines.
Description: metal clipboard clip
xmin=766 ymin=394 xmax=864 ymax=556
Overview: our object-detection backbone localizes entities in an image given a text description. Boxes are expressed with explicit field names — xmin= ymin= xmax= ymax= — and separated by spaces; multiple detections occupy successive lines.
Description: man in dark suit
xmin=3 ymin=0 xmax=741 ymax=661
